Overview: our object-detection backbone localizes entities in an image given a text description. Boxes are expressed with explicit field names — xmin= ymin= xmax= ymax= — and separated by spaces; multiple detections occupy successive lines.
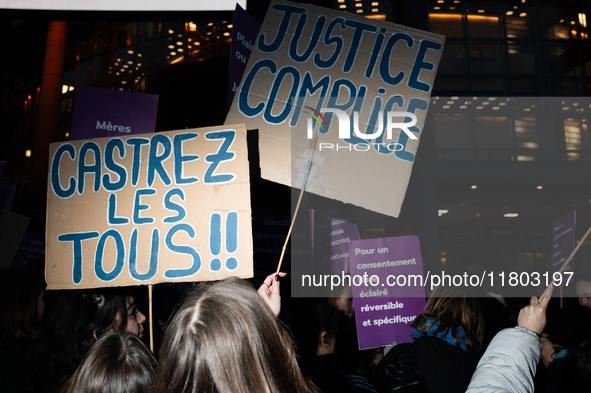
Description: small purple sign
xmin=227 ymin=4 xmax=261 ymax=110
xmin=69 ymin=86 xmax=158 ymax=141
xmin=349 ymin=236 xmax=426 ymax=349
xmin=12 ymin=232 xmax=45 ymax=267
xmin=329 ymin=217 xmax=359 ymax=274
xmin=551 ymin=211 xmax=575 ymax=284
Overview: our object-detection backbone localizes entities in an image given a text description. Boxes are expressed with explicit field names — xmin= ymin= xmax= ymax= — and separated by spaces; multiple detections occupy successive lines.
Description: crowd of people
xmin=2 ymin=264 xmax=591 ymax=393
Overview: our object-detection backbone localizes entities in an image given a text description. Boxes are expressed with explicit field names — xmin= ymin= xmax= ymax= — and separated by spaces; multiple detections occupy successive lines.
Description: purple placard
xmin=12 ymin=232 xmax=45 ymax=267
xmin=349 ymin=236 xmax=426 ymax=349
xmin=329 ymin=217 xmax=360 ymax=274
xmin=69 ymin=86 xmax=159 ymax=141
xmin=551 ymin=211 xmax=575 ymax=283
xmin=227 ymin=3 xmax=261 ymax=110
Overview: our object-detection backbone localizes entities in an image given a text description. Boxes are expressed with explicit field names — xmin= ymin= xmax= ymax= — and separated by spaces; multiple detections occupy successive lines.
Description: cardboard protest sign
xmin=46 ymin=124 xmax=253 ymax=290
xmin=552 ymin=211 xmax=575 ymax=284
xmin=225 ymin=0 xmax=445 ymax=217
xmin=70 ymin=86 xmax=159 ymax=141
xmin=349 ymin=236 xmax=426 ymax=349
xmin=228 ymin=4 xmax=261 ymax=110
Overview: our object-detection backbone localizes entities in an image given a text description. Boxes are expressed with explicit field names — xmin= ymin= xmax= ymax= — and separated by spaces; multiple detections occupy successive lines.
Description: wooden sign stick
xmin=148 ymin=284 xmax=154 ymax=352
xmin=275 ymin=134 xmax=318 ymax=275
xmin=539 ymin=223 xmax=591 ymax=303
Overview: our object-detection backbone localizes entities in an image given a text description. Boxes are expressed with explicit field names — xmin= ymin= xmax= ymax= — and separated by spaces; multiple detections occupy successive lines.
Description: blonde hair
xmin=155 ymin=277 xmax=319 ymax=393
xmin=61 ymin=332 xmax=157 ymax=393
xmin=411 ymin=285 xmax=484 ymax=350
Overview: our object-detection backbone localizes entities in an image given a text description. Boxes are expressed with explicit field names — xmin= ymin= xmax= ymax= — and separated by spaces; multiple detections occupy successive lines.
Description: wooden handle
xmin=539 ymin=224 xmax=591 ymax=303
xmin=275 ymin=134 xmax=317 ymax=275
xmin=148 ymin=284 xmax=154 ymax=352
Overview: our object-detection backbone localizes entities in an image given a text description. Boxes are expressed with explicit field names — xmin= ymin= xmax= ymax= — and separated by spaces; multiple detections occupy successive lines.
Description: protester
xmin=30 ymin=288 xmax=146 ymax=393
xmin=329 ymin=282 xmax=354 ymax=319
xmin=536 ymin=306 xmax=590 ymax=392
xmin=466 ymin=286 xmax=554 ymax=393
xmin=576 ymin=273 xmax=591 ymax=308
xmin=577 ymin=314 xmax=591 ymax=391
xmin=154 ymin=274 xmax=319 ymax=393
xmin=372 ymin=341 xmax=429 ymax=392
xmin=327 ymin=281 xmax=376 ymax=379
xmin=284 ymin=298 xmax=377 ymax=393
xmin=256 ymin=271 xmax=286 ymax=316
xmin=411 ymin=285 xmax=484 ymax=393
xmin=477 ymin=279 xmax=520 ymax=350
xmin=61 ymin=332 xmax=157 ymax=393
xmin=0 ymin=267 xmax=46 ymax=393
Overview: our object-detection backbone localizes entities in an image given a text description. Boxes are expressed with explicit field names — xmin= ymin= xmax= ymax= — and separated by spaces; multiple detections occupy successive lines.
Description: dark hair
xmin=155 ymin=277 xmax=319 ymax=393
xmin=31 ymin=288 xmax=133 ymax=390
xmin=411 ymin=285 xmax=484 ymax=351
xmin=577 ymin=308 xmax=591 ymax=389
xmin=545 ymin=306 xmax=591 ymax=349
xmin=328 ymin=278 xmax=351 ymax=308
xmin=61 ymin=332 xmax=157 ymax=393
xmin=579 ymin=341 xmax=591 ymax=389
xmin=575 ymin=267 xmax=591 ymax=284
xmin=0 ymin=267 xmax=45 ymax=350
xmin=283 ymin=299 xmax=339 ymax=361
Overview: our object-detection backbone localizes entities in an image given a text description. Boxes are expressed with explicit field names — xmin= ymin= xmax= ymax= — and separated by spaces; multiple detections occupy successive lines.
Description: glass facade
xmin=332 ymin=0 xmax=391 ymax=19
xmin=30 ymin=20 xmax=234 ymax=144
xmin=430 ymin=1 xmax=591 ymax=96
xmin=426 ymin=1 xmax=591 ymax=275
xmin=401 ymin=95 xmax=587 ymax=275
xmin=61 ymin=21 xmax=231 ymax=92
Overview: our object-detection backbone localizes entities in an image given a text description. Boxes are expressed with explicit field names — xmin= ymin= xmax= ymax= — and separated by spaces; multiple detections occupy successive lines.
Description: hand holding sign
xmin=519 ymin=285 xmax=553 ymax=335
xmin=258 ymin=272 xmax=287 ymax=316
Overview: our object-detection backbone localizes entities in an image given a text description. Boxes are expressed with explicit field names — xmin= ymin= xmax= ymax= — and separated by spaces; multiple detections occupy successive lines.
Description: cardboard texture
xmin=225 ymin=0 xmax=445 ymax=217
xmin=46 ymin=124 xmax=253 ymax=290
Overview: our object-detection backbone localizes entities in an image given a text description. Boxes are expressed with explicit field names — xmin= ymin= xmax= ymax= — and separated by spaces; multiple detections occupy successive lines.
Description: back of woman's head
xmin=32 ymin=288 xmax=132 ymax=388
xmin=0 ymin=267 xmax=45 ymax=349
xmin=283 ymin=299 xmax=339 ymax=361
xmin=62 ymin=332 xmax=157 ymax=393
xmin=412 ymin=285 xmax=484 ymax=350
xmin=155 ymin=277 xmax=317 ymax=393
